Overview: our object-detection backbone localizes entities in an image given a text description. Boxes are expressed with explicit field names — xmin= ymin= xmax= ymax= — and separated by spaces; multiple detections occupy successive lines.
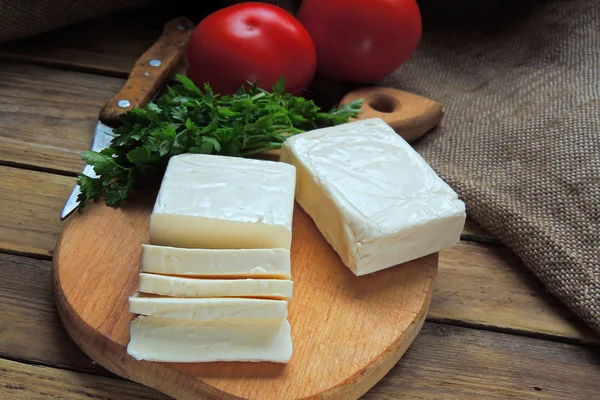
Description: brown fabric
xmin=0 ymin=0 xmax=153 ymax=43
xmin=392 ymin=0 xmax=600 ymax=334
xmin=0 ymin=0 xmax=598 ymax=334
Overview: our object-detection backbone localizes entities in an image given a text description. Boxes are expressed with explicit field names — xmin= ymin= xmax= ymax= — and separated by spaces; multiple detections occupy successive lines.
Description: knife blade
xmin=60 ymin=16 xmax=194 ymax=220
xmin=61 ymin=121 xmax=115 ymax=219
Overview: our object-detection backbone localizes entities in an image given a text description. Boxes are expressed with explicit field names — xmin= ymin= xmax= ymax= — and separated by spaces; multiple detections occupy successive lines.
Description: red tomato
xmin=186 ymin=2 xmax=317 ymax=95
xmin=297 ymin=0 xmax=422 ymax=83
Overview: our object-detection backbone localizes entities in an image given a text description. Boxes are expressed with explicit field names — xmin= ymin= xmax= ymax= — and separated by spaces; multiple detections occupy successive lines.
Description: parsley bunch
xmin=77 ymin=75 xmax=363 ymax=211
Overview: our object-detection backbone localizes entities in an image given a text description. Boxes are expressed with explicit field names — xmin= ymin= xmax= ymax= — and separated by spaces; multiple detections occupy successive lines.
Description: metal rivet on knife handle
xmin=117 ymin=100 xmax=131 ymax=108
xmin=98 ymin=16 xmax=195 ymax=127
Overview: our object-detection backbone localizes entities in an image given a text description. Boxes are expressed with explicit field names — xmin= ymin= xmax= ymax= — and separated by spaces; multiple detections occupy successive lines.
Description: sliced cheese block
xmin=149 ymin=153 xmax=296 ymax=250
xmin=280 ymin=118 xmax=466 ymax=276
xmin=141 ymin=245 xmax=291 ymax=279
xmin=128 ymin=293 xmax=288 ymax=319
xmin=137 ymin=273 xmax=293 ymax=299
xmin=127 ymin=316 xmax=292 ymax=363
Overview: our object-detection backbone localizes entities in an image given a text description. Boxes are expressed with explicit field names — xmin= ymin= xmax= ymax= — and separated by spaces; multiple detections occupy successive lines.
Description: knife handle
xmin=99 ymin=16 xmax=194 ymax=126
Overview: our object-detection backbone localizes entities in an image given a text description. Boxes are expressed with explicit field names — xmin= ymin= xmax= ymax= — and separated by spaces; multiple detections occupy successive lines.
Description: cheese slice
xmin=141 ymin=245 xmax=291 ymax=279
xmin=128 ymin=293 xmax=288 ymax=319
xmin=149 ymin=153 xmax=296 ymax=250
xmin=127 ymin=316 xmax=292 ymax=363
xmin=137 ymin=273 xmax=293 ymax=299
xmin=280 ymin=118 xmax=466 ymax=276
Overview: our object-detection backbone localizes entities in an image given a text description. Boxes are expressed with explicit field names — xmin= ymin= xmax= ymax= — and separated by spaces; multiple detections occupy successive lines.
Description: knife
xmin=61 ymin=17 xmax=194 ymax=220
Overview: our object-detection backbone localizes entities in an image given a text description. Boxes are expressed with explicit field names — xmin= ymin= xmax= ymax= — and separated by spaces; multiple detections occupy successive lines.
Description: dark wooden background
xmin=0 ymin=1 xmax=598 ymax=398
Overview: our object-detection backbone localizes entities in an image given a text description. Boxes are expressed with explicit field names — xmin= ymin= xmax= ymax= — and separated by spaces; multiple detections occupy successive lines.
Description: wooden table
xmin=0 ymin=3 xmax=599 ymax=399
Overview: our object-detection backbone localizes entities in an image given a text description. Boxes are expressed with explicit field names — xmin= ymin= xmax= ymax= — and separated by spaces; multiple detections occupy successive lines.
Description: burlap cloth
xmin=392 ymin=0 xmax=600 ymax=335
xmin=1 ymin=0 xmax=598 ymax=335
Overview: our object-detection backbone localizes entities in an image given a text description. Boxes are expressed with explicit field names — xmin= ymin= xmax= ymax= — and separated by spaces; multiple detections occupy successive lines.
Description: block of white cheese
xmin=127 ymin=316 xmax=292 ymax=363
xmin=149 ymin=153 xmax=296 ymax=250
xmin=280 ymin=118 xmax=466 ymax=276
xmin=141 ymin=245 xmax=291 ymax=279
xmin=137 ymin=273 xmax=293 ymax=299
xmin=129 ymin=293 xmax=288 ymax=319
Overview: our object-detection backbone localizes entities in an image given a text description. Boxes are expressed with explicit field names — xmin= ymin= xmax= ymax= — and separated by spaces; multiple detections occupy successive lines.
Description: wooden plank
xmin=0 ymin=166 xmax=74 ymax=257
xmin=0 ymin=62 xmax=124 ymax=174
xmin=0 ymin=357 xmax=168 ymax=400
xmin=0 ymin=1 xmax=221 ymax=77
xmin=1 ymin=251 xmax=599 ymax=400
xmin=0 ymin=252 xmax=104 ymax=375
xmin=0 ymin=226 xmax=595 ymax=383
xmin=0 ymin=20 xmax=158 ymax=78
xmin=2 ymin=324 xmax=598 ymax=400
xmin=434 ymin=242 xmax=598 ymax=344
xmin=364 ymin=322 xmax=600 ymax=399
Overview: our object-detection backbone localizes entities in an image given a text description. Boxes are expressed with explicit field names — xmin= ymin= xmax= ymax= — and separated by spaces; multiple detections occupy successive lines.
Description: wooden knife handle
xmin=99 ymin=16 xmax=194 ymax=126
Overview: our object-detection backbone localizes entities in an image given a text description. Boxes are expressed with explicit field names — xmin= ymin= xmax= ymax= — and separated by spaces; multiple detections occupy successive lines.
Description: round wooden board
xmin=53 ymin=191 xmax=438 ymax=400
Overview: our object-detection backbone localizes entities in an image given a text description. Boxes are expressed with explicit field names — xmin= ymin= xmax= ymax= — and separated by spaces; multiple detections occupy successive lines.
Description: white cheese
xmin=140 ymin=245 xmax=291 ymax=279
xmin=128 ymin=293 xmax=288 ymax=319
xmin=280 ymin=118 xmax=466 ymax=276
xmin=127 ymin=316 xmax=292 ymax=363
xmin=137 ymin=273 xmax=293 ymax=299
xmin=149 ymin=153 xmax=296 ymax=250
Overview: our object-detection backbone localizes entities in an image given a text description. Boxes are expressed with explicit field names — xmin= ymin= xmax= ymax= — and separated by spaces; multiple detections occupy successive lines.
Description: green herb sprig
xmin=77 ymin=75 xmax=363 ymax=211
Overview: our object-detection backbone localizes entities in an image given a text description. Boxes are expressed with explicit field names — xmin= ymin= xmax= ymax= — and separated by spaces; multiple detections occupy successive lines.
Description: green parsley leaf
xmin=76 ymin=173 xmax=104 ymax=211
xmin=272 ymin=76 xmax=286 ymax=95
xmin=80 ymin=150 xmax=120 ymax=176
xmin=126 ymin=146 xmax=153 ymax=165
xmin=176 ymin=74 xmax=203 ymax=95
xmin=317 ymin=98 xmax=364 ymax=125
xmin=105 ymin=180 xmax=129 ymax=206
xmin=76 ymin=76 xmax=363 ymax=211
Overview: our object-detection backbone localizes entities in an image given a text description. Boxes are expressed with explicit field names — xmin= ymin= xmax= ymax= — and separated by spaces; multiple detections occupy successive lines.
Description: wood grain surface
xmin=2 ymin=248 xmax=600 ymax=399
xmin=435 ymin=242 xmax=597 ymax=343
xmin=54 ymin=193 xmax=437 ymax=399
xmin=340 ymin=87 xmax=444 ymax=143
xmin=0 ymin=18 xmax=158 ymax=77
xmin=0 ymin=357 xmax=168 ymax=400
xmin=0 ymin=62 xmax=123 ymax=174
xmin=0 ymin=1 xmax=217 ymax=77
xmin=1 ymin=251 xmax=598 ymax=399
xmin=0 ymin=252 xmax=105 ymax=375
xmin=363 ymin=323 xmax=600 ymax=399
xmin=2 ymin=240 xmax=595 ymax=386
xmin=0 ymin=2 xmax=598 ymax=398
xmin=0 ymin=166 xmax=73 ymax=257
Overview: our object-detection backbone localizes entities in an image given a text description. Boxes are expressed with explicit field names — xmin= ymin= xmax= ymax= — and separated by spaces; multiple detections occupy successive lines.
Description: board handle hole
xmin=368 ymin=94 xmax=398 ymax=113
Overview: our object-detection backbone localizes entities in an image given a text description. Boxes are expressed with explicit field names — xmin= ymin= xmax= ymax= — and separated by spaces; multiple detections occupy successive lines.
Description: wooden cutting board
xmin=52 ymin=16 xmax=444 ymax=400
xmin=54 ymin=191 xmax=437 ymax=400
